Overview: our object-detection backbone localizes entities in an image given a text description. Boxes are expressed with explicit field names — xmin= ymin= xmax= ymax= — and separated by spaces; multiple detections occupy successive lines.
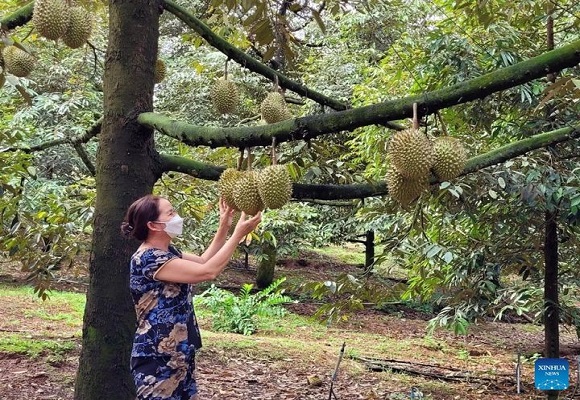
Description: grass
xmin=0 ymin=333 xmax=76 ymax=358
xmin=309 ymin=244 xmax=367 ymax=265
xmin=0 ymin=284 xmax=84 ymax=357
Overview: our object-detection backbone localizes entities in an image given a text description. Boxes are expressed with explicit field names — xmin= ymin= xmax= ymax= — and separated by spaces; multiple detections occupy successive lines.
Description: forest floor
xmin=0 ymin=247 xmax=579 ymax=400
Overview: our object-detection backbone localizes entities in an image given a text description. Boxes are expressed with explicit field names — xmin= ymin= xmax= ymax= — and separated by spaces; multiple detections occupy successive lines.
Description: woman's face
xmin=155 ymin=198 xmax=177 ymax=223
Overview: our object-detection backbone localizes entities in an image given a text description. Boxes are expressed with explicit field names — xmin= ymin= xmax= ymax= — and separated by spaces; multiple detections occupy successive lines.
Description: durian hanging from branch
xmin=210 ymin=59 xmax=239 ymax=115
xmin=257 ymin=137 xmax=292 ymax=210
xmin=2 ymin=44 xmax=35 ymax=77
xmin=32 ymin=0 xmax=93 ymax=48
xmin=232 ymin=148 xmax=264 ymax=216
xmin=154 ymin=58 xmax=166 ymax=84
xmin=260 ymin=76 xmax=292 ymax=124
xmin=385 ymin=103 xmax=431 ymax=207
xmin=431 ymin=112 xmax=468 ymax=181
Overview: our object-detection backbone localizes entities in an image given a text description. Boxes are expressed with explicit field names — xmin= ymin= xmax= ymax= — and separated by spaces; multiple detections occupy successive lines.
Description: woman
xmin=121 ymin=194 xmax=261 ymax=400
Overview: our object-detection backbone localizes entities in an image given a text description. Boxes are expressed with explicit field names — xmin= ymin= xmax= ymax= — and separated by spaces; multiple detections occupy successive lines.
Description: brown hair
xmin=121 ymin=194 xmax=161 ymax=241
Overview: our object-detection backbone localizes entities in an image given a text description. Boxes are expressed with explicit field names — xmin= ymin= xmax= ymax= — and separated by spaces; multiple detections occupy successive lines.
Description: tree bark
xmin=73 ymin=1 xmax=161 ymax=399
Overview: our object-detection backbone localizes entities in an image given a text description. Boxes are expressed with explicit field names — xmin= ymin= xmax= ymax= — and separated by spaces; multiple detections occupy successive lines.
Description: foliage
xmin=195 ymin=277 xmax=292 ymax=335
xmin=296 ymin=273 xmax=399 ymax=325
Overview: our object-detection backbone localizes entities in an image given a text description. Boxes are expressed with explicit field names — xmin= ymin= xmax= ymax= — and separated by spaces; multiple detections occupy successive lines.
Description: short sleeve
xmin=140 ymin=248 xmax=179 ymax=280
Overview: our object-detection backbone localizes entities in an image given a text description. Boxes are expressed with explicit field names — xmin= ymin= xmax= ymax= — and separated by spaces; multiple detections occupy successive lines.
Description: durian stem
xmin=412 ymin=103 xmax=419 ymax=130
xmin=224 ymin=59 xmax=229 ymax=79
xmin=246 ymin=147 xmax=253 ymax=171
xmin=436 ymin=112 xmax=449 ymax=136
xmin=271 ymin=137 xmax=277 ymax=165
xmin=237 ymin=148 xmax=244 ymax=171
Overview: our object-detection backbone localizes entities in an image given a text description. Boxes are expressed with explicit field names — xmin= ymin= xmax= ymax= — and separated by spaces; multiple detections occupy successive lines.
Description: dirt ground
xmin=1 ymin=250 xmax=579 ymax=400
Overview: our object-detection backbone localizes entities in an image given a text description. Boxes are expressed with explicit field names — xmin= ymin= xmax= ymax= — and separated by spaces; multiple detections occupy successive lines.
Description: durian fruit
xmin=257 ymin=165 xmax=292 ymax=209
xmin=233 ymin=171 xmax=264 ymax=216
xmin=388 ymin=128 xmax=434 ymax=180
xmin=2 ymin=46 xmax=35 ymax=78
xmin=62 ymin=6 xmax=92 ymax=49
xmin=210 ymin=78 xmax=239 ymax=114
xmin=218 ymin=168 xmax=243 ymax=210
xmin=386 ymin=167 xmax=428 ymax=207
xmin=32 ymin=0 xmax=70 ymax=41
xmin=154 ymin=59 xmax=166 ymax=84
xmin=432 ymin=137 xmax=467 ymax=181
xmin=260 ymin=92 xmax=292 ymax=123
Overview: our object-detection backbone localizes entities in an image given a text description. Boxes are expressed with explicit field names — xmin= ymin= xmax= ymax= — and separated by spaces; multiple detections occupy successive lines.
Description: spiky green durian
xmin=233 ymin=171 xmax=264 ymax=216
xmin=260 ymin=92 xmax=292 ymax=124
xmin=154 ymin=59 xmax=166 ymax=84
xmin=2 ymin=46 xmax=35 ymax=78
xmin=218 ymin=168 xmax=243 ymax=210
xmin=432 ymin=137 xmax=467 ymax=181
xmin=62 ymin=6 xmax=92 ymax=48
xmin=257 ymin=165 xmax=293 ymax=209
xmin=210 ymin=78 xmax=239 ymax=114
xmin=33 ymin=0 xmax=70 ymax=40
xmin=386 ymin=167 xmax=428 ymax=207
xmin=388 ymin=128 xmax=434 ymax=180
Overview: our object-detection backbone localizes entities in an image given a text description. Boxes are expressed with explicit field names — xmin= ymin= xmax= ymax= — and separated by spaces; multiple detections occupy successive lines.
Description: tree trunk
xmin=256 ymin=242 xmax=277 ymax=289
xmin=73 ymin=1 xmax=160 ymax=399
xmin=364 ymin=230 xmax=375 ymax=271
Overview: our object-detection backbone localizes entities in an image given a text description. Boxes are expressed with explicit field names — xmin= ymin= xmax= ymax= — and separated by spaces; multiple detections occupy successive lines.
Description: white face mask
xmin=157 ymin=214 xmax=183 ymax=238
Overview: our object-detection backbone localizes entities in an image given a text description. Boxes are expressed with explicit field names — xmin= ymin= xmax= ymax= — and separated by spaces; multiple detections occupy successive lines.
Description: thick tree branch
xmin=160 ymin=124 xmax=579 ymax=200
xmin=0 ymin=2 xmax=33 ymax=30
xmin=159 ymin=154 xmax=222 ymax=180
xmin=138 ymin=38 xmax=580 ymax=148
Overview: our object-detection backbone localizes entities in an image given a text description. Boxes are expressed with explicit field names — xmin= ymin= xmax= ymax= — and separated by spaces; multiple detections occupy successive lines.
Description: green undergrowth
xmin=0 ymin=284 xmax=84 ymax=357
xmin=0 ymin=333 xmax=76 ymax=359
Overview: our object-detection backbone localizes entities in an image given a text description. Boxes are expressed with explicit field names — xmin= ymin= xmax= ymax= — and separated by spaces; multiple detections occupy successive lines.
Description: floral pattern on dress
xmin=130 ymin=246 xmax=202 ymax=400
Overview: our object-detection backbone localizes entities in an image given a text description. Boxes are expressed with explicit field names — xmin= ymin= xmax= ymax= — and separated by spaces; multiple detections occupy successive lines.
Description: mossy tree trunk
xmin=256 ymin=242 xmax=277 ymax=289
xmin=73 ymin=1 xmax=161 ymax=399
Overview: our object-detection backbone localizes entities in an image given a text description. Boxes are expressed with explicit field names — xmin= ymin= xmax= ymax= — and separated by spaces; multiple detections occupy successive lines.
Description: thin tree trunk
xmin=73 ymin=1 xmax=161 ymax=399
xmin=544 ymin=210 xmax=560 ymax=400
xmin=256 ymin=242 xmax=277 ymax=289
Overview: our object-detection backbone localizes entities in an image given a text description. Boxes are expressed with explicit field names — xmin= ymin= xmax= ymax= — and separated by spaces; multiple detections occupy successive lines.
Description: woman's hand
xmin=218 ymin=197 xmax=235 ymax=230
xmin=232 ymin=211 xmax=262 ymax=239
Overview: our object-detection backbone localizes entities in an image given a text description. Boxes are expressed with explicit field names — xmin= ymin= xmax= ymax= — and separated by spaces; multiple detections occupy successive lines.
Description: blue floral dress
xmin=129 ymin=246 xmax=202 ymax=400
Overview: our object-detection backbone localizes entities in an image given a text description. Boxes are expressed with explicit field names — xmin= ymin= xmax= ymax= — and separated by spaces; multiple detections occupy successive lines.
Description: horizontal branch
xmin=160 ymin=124 xmax=579 ymax=200
xmin=0 ymin=2 xmax=33 ymax=30
xmin=139 ymin=38 xmax=580 ymax=148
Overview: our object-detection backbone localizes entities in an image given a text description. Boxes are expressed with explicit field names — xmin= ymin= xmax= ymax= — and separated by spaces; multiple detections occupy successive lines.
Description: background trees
xmin=1 ymin=0 xmax=579 ymax=398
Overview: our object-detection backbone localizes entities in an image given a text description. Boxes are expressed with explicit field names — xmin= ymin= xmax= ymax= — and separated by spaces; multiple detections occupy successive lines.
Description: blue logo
xmin=534 ymin=358 xmax=569 ymax=391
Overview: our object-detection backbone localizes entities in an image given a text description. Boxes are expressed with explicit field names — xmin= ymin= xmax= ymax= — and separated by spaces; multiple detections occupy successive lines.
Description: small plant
xmin=195 ymin=277 xmax=292 ymax=335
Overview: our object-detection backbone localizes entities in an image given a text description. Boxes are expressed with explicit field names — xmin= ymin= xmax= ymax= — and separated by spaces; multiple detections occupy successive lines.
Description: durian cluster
xmin=33 ymin=0 xmax=93 ymax=48
xmin=0 ymin=0 xmax=94 ymax=82
xmin=209 ymin=76 xmax=294 ymax=122
xmin=386 ymin=128 xmax=467 ymax=207
xmin=218 ymin=165 xmax=293 ymax=216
